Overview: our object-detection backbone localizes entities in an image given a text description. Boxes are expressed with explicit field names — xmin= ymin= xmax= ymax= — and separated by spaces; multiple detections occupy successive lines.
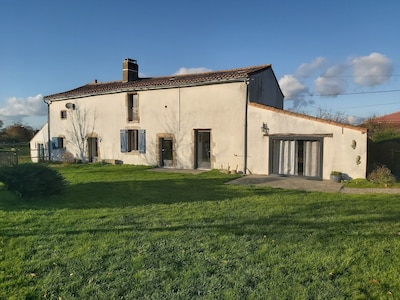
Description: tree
xmin=314 ymin=107 xmax=350 ymax=124
xmin=362 ymin=117 xmax=400 ymax=142
xmin=0 ymin=123 xmax=35 ymax=143
xmin=67 ymin=106 xmax=97 ymax=162
xmin=288 ymin=107 xmax=351 ymax=124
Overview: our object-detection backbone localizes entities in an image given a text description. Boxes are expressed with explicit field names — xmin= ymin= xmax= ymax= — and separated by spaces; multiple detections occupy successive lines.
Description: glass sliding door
xmin=272 ymin=138 xmax=322 ymax=178
xmin=303 ymin=140 xmax=321 ymax=177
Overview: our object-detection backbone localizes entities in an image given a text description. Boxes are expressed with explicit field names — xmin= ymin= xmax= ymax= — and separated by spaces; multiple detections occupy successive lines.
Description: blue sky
xmin=1 ymin=0 xmax=399 ymax=128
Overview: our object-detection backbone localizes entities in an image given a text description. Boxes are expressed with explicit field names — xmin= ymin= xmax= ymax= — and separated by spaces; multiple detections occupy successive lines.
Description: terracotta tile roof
xmin=249 ymin=102 xmax=368 ymax=133
xmin=45 ymin=64 xmax=271 ymax=101
xmin=370 ymin=111 xmax=400 ymax=123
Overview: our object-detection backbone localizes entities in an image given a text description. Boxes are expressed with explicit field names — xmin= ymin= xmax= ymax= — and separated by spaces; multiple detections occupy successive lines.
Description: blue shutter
xmin=138 ymin=129 xmax=146 ymax=153
xmin=120 ymin=130 xmax=127 ymax=153
xmin=52 ymin=137 xmax=58 ymax=149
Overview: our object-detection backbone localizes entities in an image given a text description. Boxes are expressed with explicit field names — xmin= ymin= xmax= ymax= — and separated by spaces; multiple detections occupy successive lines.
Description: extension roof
xmin=45 ymin=64 xmax=272 ymax=101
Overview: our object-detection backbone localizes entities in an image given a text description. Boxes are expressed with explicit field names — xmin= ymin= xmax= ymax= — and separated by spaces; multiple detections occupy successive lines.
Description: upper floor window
xmin=60 ymin=110 xmax=67 ymax=119
xmin=127 ymin=94 xmax=139 ymax=122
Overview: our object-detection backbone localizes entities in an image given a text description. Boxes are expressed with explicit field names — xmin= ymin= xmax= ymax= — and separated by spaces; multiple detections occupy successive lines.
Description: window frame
xmin=52 ymin=137 xmax=65 ymax=149
xmin=60 ymin=110 xmax=67 ymax=119
xmin=120 ymin=129 xmax=146 ymax=153
xmin=127 ymin=94 xmax=139 ymax=122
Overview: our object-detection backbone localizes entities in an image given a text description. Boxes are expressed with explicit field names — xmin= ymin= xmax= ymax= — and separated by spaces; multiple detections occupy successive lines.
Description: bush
xmin=0 ymin=164 xmax=67 ymax=198
xmin=367 ymin=165 xmax=396 ymax=184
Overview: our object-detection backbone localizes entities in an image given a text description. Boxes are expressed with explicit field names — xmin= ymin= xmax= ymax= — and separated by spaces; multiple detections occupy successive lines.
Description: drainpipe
xmin=44 ymin=98 xmax=51 ymax=161
xmin=244 ymin=79 xmax=250 ymax=174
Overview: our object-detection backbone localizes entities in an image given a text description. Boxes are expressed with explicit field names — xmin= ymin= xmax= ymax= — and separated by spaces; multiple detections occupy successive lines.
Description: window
xmin=52 ymin=137 xmax=65 ymax=149
xmin=120 ymin=129 xmax=146 ymax=153
xmin=60 ymin=110 xmax=67 ymax=119
xmin=127 ymin=94 xmax=139 ymax=122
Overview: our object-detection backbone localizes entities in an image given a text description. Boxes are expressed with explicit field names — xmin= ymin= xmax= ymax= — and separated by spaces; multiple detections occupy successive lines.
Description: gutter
xmin=244 ymin=79 xmax=250 ymax=174
xmin=43 ymin=98 xmax=51 ymax=161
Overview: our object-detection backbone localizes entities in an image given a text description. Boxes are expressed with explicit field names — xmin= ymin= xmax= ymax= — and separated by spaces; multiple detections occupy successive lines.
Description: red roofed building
xmin=371 ymin=111 xmax=400 ymax=124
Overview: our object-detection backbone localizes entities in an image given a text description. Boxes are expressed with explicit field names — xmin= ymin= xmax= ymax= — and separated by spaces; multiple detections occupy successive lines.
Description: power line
xmin=295 ymin=74 xmax=400 ymax=79
xmin=341 ymin=101 xmax=400 ymax=110
xmin=312 ymin=89 xmax=400 ymax=97
xmin=285 ymin=89 xmax=400 ymax=100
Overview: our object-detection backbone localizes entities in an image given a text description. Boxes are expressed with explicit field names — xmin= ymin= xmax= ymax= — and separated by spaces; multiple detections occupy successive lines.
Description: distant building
xmin=370 ymin=111 xmax=400 ymax=124
xmin=30 ymin=59 xmax=368 ymax=180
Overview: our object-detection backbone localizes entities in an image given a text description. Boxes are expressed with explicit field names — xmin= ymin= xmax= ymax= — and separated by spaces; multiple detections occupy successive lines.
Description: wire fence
xmin=0 ymin=143 xmax=32 ymax=165
xmin=0 ymin=150 xmax=18 ymax=167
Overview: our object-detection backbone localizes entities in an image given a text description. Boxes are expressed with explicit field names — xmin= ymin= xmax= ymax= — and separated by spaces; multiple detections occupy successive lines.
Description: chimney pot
xmin=122 ymin=58 xmax=139 ymax=82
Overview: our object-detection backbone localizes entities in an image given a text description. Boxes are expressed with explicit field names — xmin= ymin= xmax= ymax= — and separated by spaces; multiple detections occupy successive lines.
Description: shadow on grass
xmin=0 ymin=176 xmax=303 ymax=211
xmin=2 ymin=190 xmax=398 ymax=241
xmin=2 ymin=205 xmax=398 ymax=241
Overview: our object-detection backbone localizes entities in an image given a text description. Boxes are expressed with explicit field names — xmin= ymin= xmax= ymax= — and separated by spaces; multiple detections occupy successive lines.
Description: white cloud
xmin=295 ymin=57 xmax=327 ymax=77
xmin=173 ymin=67 xmax=212 ymax=75
xmin=351 ymin=52 xmax=393 ymax=86
xmin=279 ymin=74 xmax=312 ymax=109
xmin=0 ymin=94 xmax=46 ymax=123
xmin=314 ymin=65 xmax=347 ymax=96
xmin=346 ymin=115 xmax=365 ymax=125
xmin=278 ymin=74 xmax=309 ymax=99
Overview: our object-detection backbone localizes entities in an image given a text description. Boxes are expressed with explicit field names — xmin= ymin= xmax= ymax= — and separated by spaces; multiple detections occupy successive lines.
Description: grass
xmin=1 ymin=164 xmax=400 ymax=299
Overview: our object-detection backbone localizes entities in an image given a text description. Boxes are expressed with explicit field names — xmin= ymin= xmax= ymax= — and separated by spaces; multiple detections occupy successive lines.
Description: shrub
xmin=367 ymin=165 xmax=396 ymax=184
xmin=61 ymin=151 xmax=75 ymax=163
xmin=0 ymin=164 xmax=67 ymax=198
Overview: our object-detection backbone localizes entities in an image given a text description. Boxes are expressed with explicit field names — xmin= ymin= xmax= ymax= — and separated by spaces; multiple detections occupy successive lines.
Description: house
xmin=370 ymin=111 xmax=400 ymax=124
xmin=30 ymin=58 xmax=368 ymax=180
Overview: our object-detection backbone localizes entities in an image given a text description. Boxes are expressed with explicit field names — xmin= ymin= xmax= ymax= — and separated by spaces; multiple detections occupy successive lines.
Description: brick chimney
xmin=122 ymin=58 xmax=139 ymax=82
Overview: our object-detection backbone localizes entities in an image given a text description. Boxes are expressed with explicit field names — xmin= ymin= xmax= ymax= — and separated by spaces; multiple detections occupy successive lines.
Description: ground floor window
xmin=51 ymin=137 xmax=65 ymax=149
xmin=120 ymin=129 xmax=146 ymax=153
xmin=271 ymin=138 xmax=322 ymax=178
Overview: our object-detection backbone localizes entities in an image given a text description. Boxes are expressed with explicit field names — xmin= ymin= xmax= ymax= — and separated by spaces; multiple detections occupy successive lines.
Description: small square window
xmin=61 ymin=110 xmax=67 ymax=119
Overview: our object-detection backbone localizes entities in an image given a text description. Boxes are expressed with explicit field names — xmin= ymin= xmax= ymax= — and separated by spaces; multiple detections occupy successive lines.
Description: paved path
xmin=228 ymin=174 xmax=400 ymax=194
xmin=149 ymin=168 xmax=400 ymax=194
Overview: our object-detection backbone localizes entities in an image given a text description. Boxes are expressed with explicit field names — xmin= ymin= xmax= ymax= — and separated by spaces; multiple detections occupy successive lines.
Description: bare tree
xmin=315 ymin=107 xmax=350 ymax=124
xmin=67 ymin=106 xmax=97 ymax=162
xmin=288 ymin=106 xmax=351 ymax=124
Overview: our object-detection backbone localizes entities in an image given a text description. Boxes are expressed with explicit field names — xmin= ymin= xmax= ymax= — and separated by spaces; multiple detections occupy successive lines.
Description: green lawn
xmin=1 ymin=164 xmax=399 ymax=299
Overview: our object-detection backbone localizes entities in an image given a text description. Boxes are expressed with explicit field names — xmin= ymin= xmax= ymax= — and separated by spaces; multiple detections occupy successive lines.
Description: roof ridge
xmin=168 ymin=64 xmax=272 ymax=77
xmin=44 ymin=63 xmax=273 ymax=100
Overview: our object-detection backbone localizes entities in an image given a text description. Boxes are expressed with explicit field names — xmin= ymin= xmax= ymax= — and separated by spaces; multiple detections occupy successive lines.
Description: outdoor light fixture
xmin=261 ymin=122 xmax=269 ymax=135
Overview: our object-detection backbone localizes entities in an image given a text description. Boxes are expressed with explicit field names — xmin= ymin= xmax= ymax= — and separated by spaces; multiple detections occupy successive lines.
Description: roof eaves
xmin=249 ymin=102 xmax=368 ymax=133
